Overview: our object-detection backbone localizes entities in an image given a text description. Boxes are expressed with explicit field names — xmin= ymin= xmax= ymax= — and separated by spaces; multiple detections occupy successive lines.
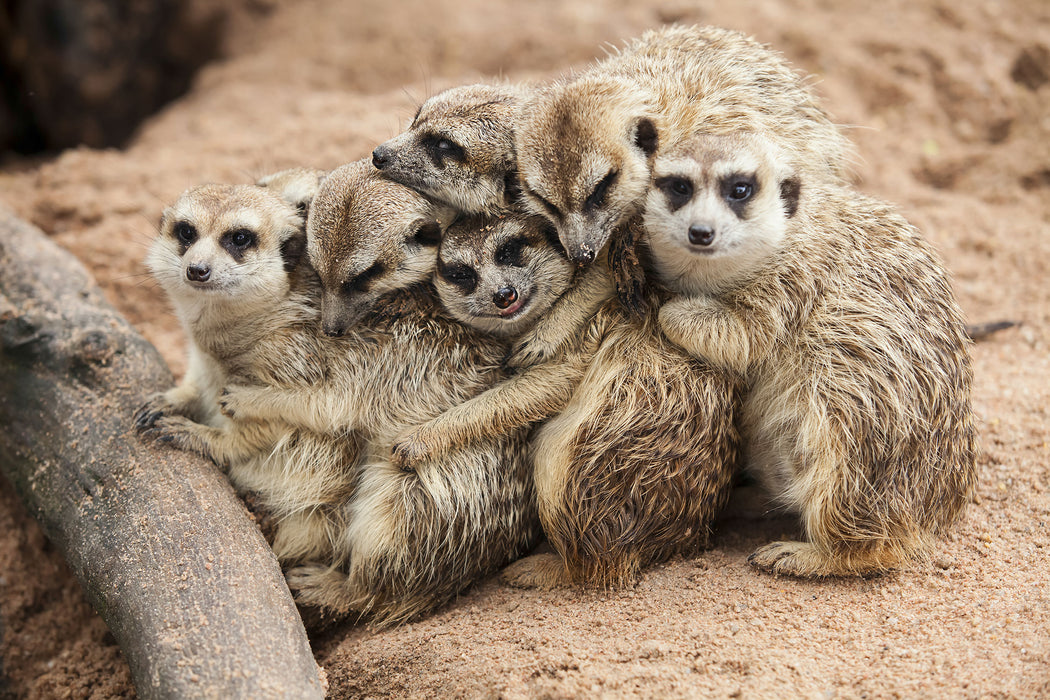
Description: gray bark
xmin=0 ymin=206 xmax=325 ymax=699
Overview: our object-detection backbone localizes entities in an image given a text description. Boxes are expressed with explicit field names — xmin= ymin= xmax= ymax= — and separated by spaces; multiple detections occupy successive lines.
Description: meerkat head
xmin=257 ymin=167 xmax=327 ymax=220
xmin=307 ymin=159 xmax=454 ymax=337
xmin=148 ymin=183 xmax=306 ymax=312
xmin=643 ymin=132 xmax=801 ymax=294
xmin=515 ymin=75 xmax=659 ymax=266
xmin=371 ymin=84 xmax=525 ymax=216
xmin=435 ymin=214 xmax=574 ymax=337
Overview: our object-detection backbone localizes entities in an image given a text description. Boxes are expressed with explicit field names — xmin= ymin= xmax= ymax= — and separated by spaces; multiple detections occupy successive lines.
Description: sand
xmin=1 ymin=0 xmax=1048 ymax=696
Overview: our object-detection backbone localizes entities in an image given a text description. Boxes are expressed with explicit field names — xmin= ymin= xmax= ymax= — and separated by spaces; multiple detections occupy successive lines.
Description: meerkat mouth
xmin=497 ymin=295 xmax=528 ymax=317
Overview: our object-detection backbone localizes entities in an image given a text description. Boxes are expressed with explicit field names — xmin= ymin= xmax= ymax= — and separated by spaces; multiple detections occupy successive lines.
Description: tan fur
xmin=390 ymin=213 xmax=607 ymax=469
xmin=516 ymin=290 xmax=740 ymax=588
xmin=515 ymin=24 xmax=852 ymax=264
xmin=134 ymin=183 xmax=357 ymax=567
xmin=382 ymin=208 xmax=737 ymax=589
xmin=257 ymin=167 xmax=327 ymax=218
xmin=373 ymin=83 xmax=531 ymax=215
xmin=212 ymin=164 xmax=541 ymax=625
xmin=644 ymin=132 xmax=979 ymax=577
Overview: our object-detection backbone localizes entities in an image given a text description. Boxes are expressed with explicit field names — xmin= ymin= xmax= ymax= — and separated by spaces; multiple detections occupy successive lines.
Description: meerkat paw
xmin=748 ymin=540 xmax=842 ymax=578
xmin=134 ymin=392 xmax=182 ymax=431
xmin=505 ymin=332 xmax=565 ymax=369
xmin=390 ymin=428 xmax=437 ymax=471
xmin=142 ymin=413 xmax=204 ymax=451
xmin=501 ymin=553 xmax=573 ymax=590
xmin=286 ymin=564 xmax=353 ymax=613
xmin=218 ymin=385 xmax=264 ymax=420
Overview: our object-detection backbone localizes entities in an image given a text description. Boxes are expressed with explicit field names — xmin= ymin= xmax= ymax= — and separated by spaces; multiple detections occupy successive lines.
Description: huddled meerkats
xmin=138 ymin=23 xmax=980 ymax=625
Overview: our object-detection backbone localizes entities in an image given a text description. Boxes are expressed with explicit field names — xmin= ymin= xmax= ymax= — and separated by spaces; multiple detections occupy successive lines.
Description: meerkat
xmin=387 ymin=213 xmax=739 ymax=590
xmin=209 ymin=160 xmax=541 ymax=625
xmin=514 ymin=24 xmax=853 ymax=266
xmin=390 ymin=212 xmax=612 ymax=468
xmin=642 ymin=131 xmax=979 ymax=577
xmin=256 ymin=167 xmax=327 ymax=218
xmin=134 ymin=183 xmax=359 ymax=566
xmin=372 ymin=83 xmax=530 ymax=215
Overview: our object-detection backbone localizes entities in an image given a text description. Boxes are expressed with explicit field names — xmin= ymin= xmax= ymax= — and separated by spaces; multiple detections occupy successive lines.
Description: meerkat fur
xmin=644 ymin=131 xmax=978 ymax=577
xmin=134 ymin=183 xmax=362 ymax=566
xmin=515 ymin=24 xmax=852 ymax=265
xmin=257 ymin=167 xmax=328 ymax=219
xmin=215 ymin=162 xmax=541 ymax=625
xmin=372 ymin=83 xmax=531 ymax=215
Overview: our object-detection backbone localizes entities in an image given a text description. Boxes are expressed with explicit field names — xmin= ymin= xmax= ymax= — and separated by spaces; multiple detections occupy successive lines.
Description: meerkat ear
xmin=633 ymin=118 xmax=659 ymax=158
xmin=503 ymin=171 xmax=522 ymax=207
xmin=413 ymin=220 xmax=443 ymax=247
xmin=281 ymin=232 xmax=307 ymax=272
xmin=780 ymin=177 xmax=801 ymax=218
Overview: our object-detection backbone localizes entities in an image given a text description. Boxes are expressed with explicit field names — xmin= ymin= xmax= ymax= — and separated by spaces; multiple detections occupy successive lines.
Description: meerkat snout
xmin=492 ymin=286 xmax=519 ymax=311
xmin=371 ymin=144 xmax=391 ymax=169
xmin=186 ymin=262 xmax=211 ymax=282
xmin=688 ymin=225 xmax=715 ymax=247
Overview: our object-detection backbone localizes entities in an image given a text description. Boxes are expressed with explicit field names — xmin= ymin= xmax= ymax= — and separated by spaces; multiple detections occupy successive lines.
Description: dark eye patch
xmin=345 ymin=261 xmax=386 ymax=294
xmin=494 ymin=235 xmax=529 ymax=267
xmin=172 ymin=221 xmax=197 ymax=253
xmin=437 ymin=259 xmax=478 ymax=294
xmin=721 ymin=173 xmax=758 ymax=218
xmin=423 ymin=134 xmax=466 ymax=167
xmin=654 ymin=176 xmax=694 ymax=213
xmin=220 ymin=228 xmax=257 ymax=261
xmin=584 ymin=170 xmax=618 ymax=214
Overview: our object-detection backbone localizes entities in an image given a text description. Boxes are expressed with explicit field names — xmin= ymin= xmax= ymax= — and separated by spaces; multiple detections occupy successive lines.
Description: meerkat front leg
xmin=143 ymin=413 xmax=275 ymax=469
xmin=658 ymin=296 xmax=781 ymax=376
xmin=391 ymin=358 xmax=588 ymax=469
xmin=219 ymin=383 xmax=365 ymax=436
xmin=505 ymin=261 xmax=614 ymax=368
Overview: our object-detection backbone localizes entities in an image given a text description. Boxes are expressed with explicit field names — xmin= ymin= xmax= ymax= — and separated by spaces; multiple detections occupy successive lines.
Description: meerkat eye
xmin=438 ymin=261 xmax=478 ymax=293
xmin=345 ymin=261 xmax=386 ymax=293
xmin=172 ymin=221 xmax=197 ymax=246
xmin=424 ymin=135 xmax=465 ymax=164
xmin=722 ymin=175 xmax=758 ymax=216
xmin=494 ymin=236 xmax=528 ymax=267
xmin=226 ymin=228 xmax=257 ymax=249
xmin=655 ymin=176 xmax=694 ymax=212
xmin=728 ymin=182 xmax=753 ymax=201
xmin=584 ymin=170 xmax=619 ymax=213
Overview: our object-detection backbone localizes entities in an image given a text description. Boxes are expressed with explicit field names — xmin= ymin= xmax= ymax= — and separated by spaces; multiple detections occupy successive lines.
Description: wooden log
xmin=0 ymin=206 xmax=325 ymax=699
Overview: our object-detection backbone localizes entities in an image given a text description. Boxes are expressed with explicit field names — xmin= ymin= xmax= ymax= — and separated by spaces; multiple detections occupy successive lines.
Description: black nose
xmin=372 ymin=146 xmax=390 ymax=169
xmin=688 ymin=225 xmax=715 ymax=247
xmin=186 ymin=264 xmax=211 ymax=282
xmin=570 ymin=246 xmax=596 ymax=265
xmin=322 ymin=325 xmax=345 ymax=338
xmin=493 ymin=287 xmax=518 ymax=309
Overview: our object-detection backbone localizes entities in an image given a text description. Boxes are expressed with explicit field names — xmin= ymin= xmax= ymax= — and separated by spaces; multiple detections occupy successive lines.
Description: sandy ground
xmin=1 ymin=0 xmax=1049 ymax=697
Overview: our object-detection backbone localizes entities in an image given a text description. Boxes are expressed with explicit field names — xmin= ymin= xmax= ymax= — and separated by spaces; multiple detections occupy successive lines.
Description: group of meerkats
xmin=135 ymin=25 xmax=979 ymax=626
